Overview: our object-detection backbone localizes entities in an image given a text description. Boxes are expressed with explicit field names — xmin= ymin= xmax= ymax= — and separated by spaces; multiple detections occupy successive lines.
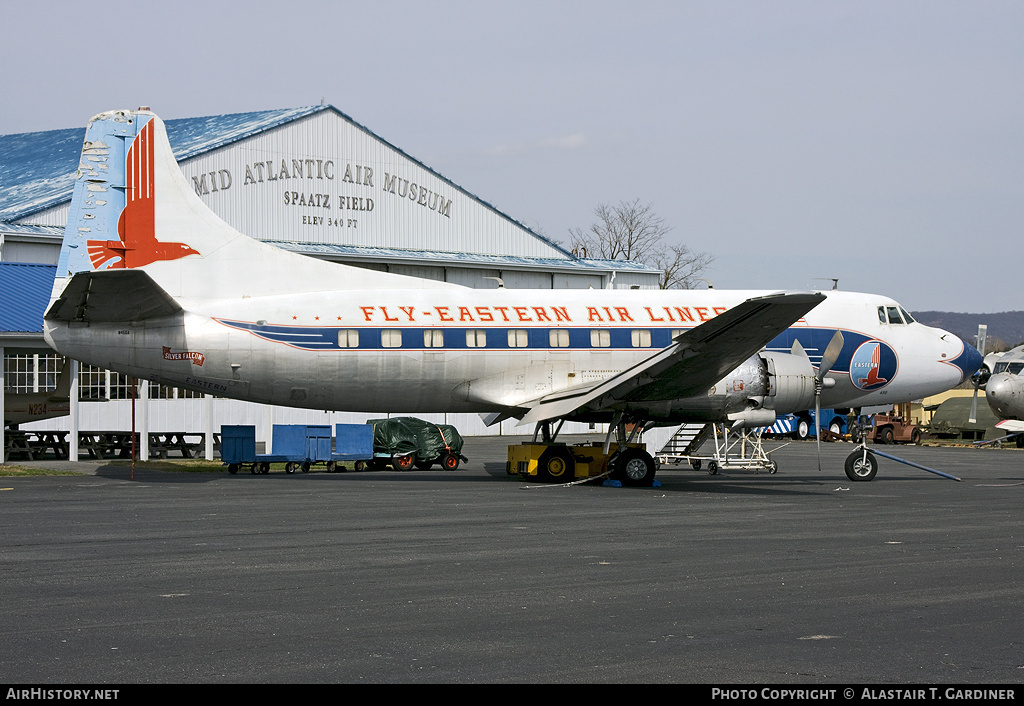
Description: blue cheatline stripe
xmin=213 ymin=318 xmax=871 ymax=374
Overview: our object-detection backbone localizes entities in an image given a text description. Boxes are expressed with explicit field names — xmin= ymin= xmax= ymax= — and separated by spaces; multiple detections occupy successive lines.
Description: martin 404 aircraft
xmin=43 ymin=109 xmax=982 ymax=484
xmin=969 ymin=325 xmax=1024 ymax=445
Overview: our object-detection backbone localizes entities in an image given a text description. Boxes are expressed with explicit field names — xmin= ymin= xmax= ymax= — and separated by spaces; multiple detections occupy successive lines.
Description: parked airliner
xmin=43 ymin=109 xmax=982 ymax=484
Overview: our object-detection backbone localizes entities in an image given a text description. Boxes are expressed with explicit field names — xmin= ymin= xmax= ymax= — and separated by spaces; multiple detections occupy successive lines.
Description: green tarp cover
xmin=368 ymin=417 xmax=465 ymax=460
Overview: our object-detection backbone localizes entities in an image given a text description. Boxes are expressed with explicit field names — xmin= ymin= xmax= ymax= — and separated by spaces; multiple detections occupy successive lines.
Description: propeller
xmin=814 ymin=330 xmax=846 ymax=471
xmin=969 ymin=324 xmax=987 ymax=424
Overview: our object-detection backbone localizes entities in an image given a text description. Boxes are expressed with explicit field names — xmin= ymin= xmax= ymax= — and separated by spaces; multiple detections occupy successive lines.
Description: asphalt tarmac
xmin=2 ymin=437 xmax=1022 ymax=685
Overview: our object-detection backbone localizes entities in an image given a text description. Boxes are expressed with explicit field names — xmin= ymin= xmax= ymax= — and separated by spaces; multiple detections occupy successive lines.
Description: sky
xmin=2 ymin=0 xmax=1021 ymax=313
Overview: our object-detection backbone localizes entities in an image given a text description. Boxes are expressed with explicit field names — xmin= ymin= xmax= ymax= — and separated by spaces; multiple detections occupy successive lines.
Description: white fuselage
xmin=45 ymin=285 xmax=974 ymax=421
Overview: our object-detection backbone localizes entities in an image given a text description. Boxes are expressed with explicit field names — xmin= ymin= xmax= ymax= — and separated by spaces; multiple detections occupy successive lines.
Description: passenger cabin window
xmin=631 ymin=330 xmax=652 ymax=348
xmin=590 ymin=329 xmax=611 ymax=348
xmin=381 ymin=330 xmax=402 ymax=348
xmin=508 ymin=329 xmax=529 ymax=348
xmin=423 ymin=329 xmax=444 ymax=348
xmin=466 ymin=329 xmax=487 ymax=348
xmin=549 ymin=329 xmax=570 ymax=348
xmin=338 ymin=329 xmax=360 ymax=348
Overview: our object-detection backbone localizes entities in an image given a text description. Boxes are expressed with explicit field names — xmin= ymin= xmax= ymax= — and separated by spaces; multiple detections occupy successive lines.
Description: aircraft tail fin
xmin=52 ymin=109 xmax=455 ymax=308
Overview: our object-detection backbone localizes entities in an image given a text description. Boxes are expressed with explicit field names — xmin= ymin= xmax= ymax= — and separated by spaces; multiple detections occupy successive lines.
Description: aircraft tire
xmin=613 ymin=448 xmax=657 ymax=487
xmin=844 ymin=450 xmax=878 ymax=482
xmin=537 ymin=446 xmax=574 ymax=483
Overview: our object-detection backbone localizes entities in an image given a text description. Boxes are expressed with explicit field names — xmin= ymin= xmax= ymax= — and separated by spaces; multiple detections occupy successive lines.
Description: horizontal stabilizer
xmin=45 ymin=270 xmax=181 ymax=323
xmin=995 ymin=419 xmax=1024 ymax=433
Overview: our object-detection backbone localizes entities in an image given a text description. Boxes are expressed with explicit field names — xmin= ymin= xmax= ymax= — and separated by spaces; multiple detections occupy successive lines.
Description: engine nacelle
xmin=697 ymin=351 xmax=819 ymax=428
xmin=758 ymin=350 xmax=818 ymax=414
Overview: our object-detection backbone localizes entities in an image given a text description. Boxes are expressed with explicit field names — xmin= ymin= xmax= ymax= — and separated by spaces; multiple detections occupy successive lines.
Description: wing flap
xmin=518 ymin=291 xmax=825 ymax=425
xmin=45 ymin=270 xmax=182 ymax=323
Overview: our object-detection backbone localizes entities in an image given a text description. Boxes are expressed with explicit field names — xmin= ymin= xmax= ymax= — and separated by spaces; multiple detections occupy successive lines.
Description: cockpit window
xmin=886 ymin=306 xmax=904 ymax=324
xmin=1009 ymin=362 xmax=1024 ymax=375
xmin=900 ymin=307 xmax=915 ymax=323
xmin=878 ymin=307 xmax=887 ymax=324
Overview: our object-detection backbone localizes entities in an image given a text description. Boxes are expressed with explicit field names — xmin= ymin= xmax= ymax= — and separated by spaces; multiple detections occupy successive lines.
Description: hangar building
xmin=1 ymin=105 xmax=658 ymax=449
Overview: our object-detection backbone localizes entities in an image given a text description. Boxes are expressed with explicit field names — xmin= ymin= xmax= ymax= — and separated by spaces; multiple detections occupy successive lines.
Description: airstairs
xmin=647 ymin=422 xmax=782 ymax=475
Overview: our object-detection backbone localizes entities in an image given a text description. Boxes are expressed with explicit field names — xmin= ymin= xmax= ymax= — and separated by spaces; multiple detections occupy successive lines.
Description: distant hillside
xmin=911 ymin=310 xmax=1024 ymax=350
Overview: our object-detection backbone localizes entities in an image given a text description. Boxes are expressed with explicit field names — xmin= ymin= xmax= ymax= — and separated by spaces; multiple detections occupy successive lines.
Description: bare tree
xmin=652 ymin=243 xmax=715 ymax=290
xmin=569 ymin=199 xmax=713 ymax=289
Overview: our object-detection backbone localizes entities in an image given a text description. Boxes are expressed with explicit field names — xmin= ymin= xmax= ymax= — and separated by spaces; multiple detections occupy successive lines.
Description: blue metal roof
xmin=272 ymin=241 xmax=657 ymax=273
xmin=0 ymin=262 xmax=55 ymax=333
xmin=0 ymin=106 xmax=328 ymax=221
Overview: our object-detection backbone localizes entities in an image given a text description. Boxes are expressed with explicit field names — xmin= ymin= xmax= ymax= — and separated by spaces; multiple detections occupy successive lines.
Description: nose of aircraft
xmin=946 ymin=338 xmax=984 ymax=385
xmin=986 ymin=373 xmax=1021 ymax=419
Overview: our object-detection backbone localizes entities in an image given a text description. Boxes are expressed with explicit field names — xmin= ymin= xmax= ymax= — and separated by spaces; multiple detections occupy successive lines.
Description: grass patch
xmin=106 ymin=459 xmax=227 ymax=473
xmin=0 ymin=465 xmax=82 ymax=476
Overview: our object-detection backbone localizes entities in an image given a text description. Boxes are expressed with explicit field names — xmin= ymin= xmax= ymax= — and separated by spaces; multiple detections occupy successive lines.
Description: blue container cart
xmin=329 ymin=423 xmax=375 ymax=471
xmin=254 ymin=424 xmax=334 ymax=473
xmin=220 ymin=425 xmax=258 ymax=474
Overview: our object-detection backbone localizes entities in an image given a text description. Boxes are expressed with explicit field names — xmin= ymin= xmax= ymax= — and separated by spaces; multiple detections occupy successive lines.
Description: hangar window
xmin=508 ymin=329 xmax=529 ymax=348
xmin=466 ymin=329 xmax=487 ymax=348
xmin=381 ymin=330 xmax=402 ymax=348
xmin=338 ymin=329 xmax=360 ymax=348
xmin=631 ymin=330 xmax=652 ymax=348
xmin=423 ymin=329 xmax=444 ymax=348
xmin=549 ymin=329 xmax=570 ymax=348
xmin=590 ymin=329 xmax=611 ymax=348
xmin=78 ymin=364 xmax=107 ymax=400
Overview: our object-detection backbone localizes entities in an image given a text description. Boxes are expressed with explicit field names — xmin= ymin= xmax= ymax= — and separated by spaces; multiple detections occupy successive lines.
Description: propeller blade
xmin=814 ymin=330 xmax=844 ymax=472
xmin=815 ymin=391 xmax=823 ymax=472
xmin=969 ymin=324 xmax=987 ymax=424
xmin=818 ymin=330 xmax=845 ymax=380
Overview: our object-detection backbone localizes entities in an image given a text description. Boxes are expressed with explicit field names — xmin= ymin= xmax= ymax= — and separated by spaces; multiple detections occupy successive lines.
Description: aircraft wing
xmin=45 ymin=270 xmax=182 ymax=323
xmin=995 ymin=419 xmax=1024 ymax=433
xmin=518 ymin=291 xmax=825 ymax=426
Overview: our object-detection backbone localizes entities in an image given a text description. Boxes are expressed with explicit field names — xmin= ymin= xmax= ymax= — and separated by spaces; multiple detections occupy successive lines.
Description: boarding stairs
xmin=647 ymin=422 xmax=781 ymax=475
